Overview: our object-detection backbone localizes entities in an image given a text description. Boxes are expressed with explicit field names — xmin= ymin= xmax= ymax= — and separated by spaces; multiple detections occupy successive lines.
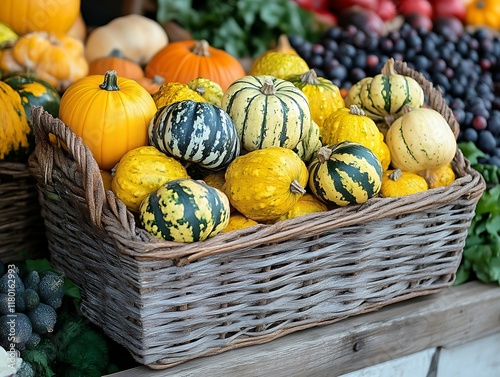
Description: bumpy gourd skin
xmin=223 ymin=147 xmax=309 ymax=222
xmin=380 ymin=169 xmax=428 ymax=198
xmin=152 ymin=82 xmax=206 ymax=108
xmin=321 ymin=105 xmax=391 ymax=171
xmin=111 ymin=146 xmax=190 ymax=212
xmin=0 ymin=81 xmax=30 ymax=160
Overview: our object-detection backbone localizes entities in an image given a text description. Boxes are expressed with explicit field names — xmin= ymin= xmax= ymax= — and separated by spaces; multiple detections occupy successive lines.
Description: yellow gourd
xmin=417 ymin=163 xmax=455 ymax=189
xmin=249 ymin=51 xmax=309 ymax=80
xmin=111 ymin=146 xmax=190 ymax=212
xmin=321 ymin=105 xmax=391 ymax=171
xmin=380 ymin=168 xmax=428 ymax=197
xmin=275 ymin=193 xmax=328 ymax=222
xmin=223 ymin=212 xmax=259 ymax=232
xmin=187 ymin=77 xmax=224 ymax=106
xmin=287 ymin=69 xmax=345 ymax=130
xmin=152 ymin=82 xmax=206 ymax=108
xmin=223 ymin=147 xmax=308 ymax=222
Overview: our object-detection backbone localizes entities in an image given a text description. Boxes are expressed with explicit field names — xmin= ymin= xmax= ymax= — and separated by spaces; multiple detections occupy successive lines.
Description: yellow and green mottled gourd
xmin=308 ymin=142 xmax=383 ymax=207
xmin=140 ymin=178 xmax=230 ymax=243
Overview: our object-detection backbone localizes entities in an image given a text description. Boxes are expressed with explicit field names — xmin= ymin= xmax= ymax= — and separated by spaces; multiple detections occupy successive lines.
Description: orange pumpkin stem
xmin=261 ymin=79 xmax=276 ymax=95
xmin=381 ymin=57 xmax=397 ymax=76
xmin=99 ymin=70 xmax=120 ymax=91
xmin=301 ymin=69 xmax=320 ymax=85
xmin=191 ymin=40 xmax=211 ymax=57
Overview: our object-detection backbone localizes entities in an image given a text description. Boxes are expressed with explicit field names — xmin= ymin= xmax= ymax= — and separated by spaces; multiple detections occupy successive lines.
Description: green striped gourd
xmin=148 ymin=100 xmax=240 ymax=171
xmin=139 ymin=178 xmax=230 ymax=243
xmin=221 ymin=75 xmax=311 ymax=152
xmin=308 ymin=141 xmax=383 ymax=207
xmin=293 ymin=120 xmax=322 ymax=163
xmin=345 ymin=58 xmax=424 ymax=121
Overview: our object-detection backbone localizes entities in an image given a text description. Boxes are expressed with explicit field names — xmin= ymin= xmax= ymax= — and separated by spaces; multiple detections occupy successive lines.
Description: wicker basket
xmin=0 ymin=161 xmax=47 ymax=262
xmin=27 ymin=61 xmax=485 ymax=369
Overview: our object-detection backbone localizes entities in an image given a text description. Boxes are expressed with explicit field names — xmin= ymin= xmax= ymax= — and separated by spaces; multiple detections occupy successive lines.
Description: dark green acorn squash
xmin=308 ymin=141 xmax=383 ymax=207
xmin=148 ymin=100 xmax=240 ymax=171
xmin=139 ymin=178 xmax=231 ymax=243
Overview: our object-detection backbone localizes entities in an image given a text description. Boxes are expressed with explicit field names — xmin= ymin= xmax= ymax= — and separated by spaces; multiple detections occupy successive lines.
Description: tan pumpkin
xmin=380 ymin=168 xmax=428 ymax=197
xmin=287 ymin=69 xmax=345 ymax=130
xmin=417 ymin=163 xmax=455 ymax=189
xmin=385 ymin=107 xmax=457 ymax=173
xmin=152 ymin=82 xmax=206 ymax=108
xmin=321 ymin=105 xmax=391 ymax=171
xmin=0 ymin=0 xmax=80 ymax=35
xmin=223 ymin=147 xmax=308 ymax=222
xmin=111 ymin=146 xmax=190 ymax=212
xmin=2 ymin=31 xmax=88 ymax=92
xmin=85 ymin=14 xmax=169 ymax=65
xmin=67 ymin=12 xmax=87 ymax=42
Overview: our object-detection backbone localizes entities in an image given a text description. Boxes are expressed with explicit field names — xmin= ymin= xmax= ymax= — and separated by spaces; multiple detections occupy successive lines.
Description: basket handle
xmin=393 ymin=59 xmax=460 ymax=139
xmin=30 ymin=106 xmax=106 ymax=227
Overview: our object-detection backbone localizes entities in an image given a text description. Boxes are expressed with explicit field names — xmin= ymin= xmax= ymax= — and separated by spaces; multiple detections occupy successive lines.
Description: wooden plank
xmin=105 ymin=282 xmax=500 ymax=377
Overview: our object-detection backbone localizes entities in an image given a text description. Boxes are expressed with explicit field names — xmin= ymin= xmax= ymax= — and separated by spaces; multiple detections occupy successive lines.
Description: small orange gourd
xmin=417 ymin=163 xmax=456 ymax=189
xmin=380 ymin=169 xmax=428 ymax=197
xmin=88 ymin=49 xmax=145 ymax=81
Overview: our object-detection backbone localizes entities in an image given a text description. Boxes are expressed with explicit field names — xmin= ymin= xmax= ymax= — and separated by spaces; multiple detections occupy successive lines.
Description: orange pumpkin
xmin=88 ymin=49 xmax=144 ymax=80
xmin=145 ymin=39 xmax=246 ymax=91
xmin=0 ymin=0 xmax=81 ymax=35
xmin=58 ymin=70 xmax=157 ymax=170
xmin=465 ymin=0 xmax=500 ymax=29
xmin=2 ymin=31 xmax=88 ymax=93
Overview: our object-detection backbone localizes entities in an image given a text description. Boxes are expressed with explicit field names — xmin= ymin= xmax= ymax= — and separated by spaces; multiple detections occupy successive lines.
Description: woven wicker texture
xmin=0 ymin=161 xmax=47 ymax=262
xmin=28 ymin=60 xmax=485 ymax=368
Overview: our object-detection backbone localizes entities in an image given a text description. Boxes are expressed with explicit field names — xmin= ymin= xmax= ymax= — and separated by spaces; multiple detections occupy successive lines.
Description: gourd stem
xmin=317 ymin=146 xmax=332 ymax=164
xmin=192 ymin=40 xmax=211 ymax=57
xmin=194 ymin=86 xmax=206 ymax=96
xmin=275 ymin=34 xmax=294 ymax=53
xmin=301 ymin=69 xmax=320 ymax=85
xmin=109 ymin=48 xmax=125 ymax=58
xmin=99 ymin=70 xmax=120 ymax=91
xmin=349 ymin=104 xmax=366 ymax=116
xmin=261 ymin=79 xmax=276 ymax=95
xmin=389 ymin=168 xmax=403 ymax=181
xmin=290 ymin=179 xmax=307 ymax=195
xmin=381 ymin=57 xmax=397 ymax=76
xmin=152 ymin=75 xmax=165 ymax=84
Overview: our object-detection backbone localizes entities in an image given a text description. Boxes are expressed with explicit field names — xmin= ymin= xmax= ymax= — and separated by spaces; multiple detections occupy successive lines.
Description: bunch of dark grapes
xmin=288 ymin=20 xmax=500 ymax=166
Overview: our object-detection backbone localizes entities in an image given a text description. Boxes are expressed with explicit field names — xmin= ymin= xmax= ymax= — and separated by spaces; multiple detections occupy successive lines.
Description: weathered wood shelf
xmin=106 ymin=281 xmax=500 ymax=377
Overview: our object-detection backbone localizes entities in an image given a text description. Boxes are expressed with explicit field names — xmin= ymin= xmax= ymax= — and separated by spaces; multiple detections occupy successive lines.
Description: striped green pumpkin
xmin=345 ymin=58 xmax=424 ymax=120
xmin=308 ymin=142 xmax=383 ymax=207
xmin=221 ymin=75 xmax=311 ymax=152
xmin=148 ymin=100 xmax=240 ymax=171
xmin=139 ymin=178 xmax=230 ymax=243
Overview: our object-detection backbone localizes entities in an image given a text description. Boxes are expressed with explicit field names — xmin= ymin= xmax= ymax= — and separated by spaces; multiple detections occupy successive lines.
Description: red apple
xmin=431 ymin=0 xmax=466 ymax=22
xmin=398 ymin=0 xmax=433 ymax=19
xmin=328 ymin=0 xmax=379 ymax=13
xmin=378 ymin=0 xmax=398 ymax=22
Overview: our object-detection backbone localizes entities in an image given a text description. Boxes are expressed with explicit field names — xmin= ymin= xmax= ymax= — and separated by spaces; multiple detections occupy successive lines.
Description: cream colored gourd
xmin=85 ymin=14 xmax=168 ymax=65
xmin=385 ymin=107 xmax=457 ymax=173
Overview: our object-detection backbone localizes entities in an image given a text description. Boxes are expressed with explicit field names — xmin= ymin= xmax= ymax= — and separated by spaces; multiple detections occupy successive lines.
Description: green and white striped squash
xmin=293 ymin=120 xmax=322 ymax=163
xmin=139 ymin=178 xmax=231 ymax=243
xmin=148 ymin=100 xmax=240 ymax=171
xmin=308 ymin=142 xmax=383 ymax=207
xmin=345 ymin=58 xmax=424 ymax=120
xmin=221 ymin=75 xmax=311 ymax=152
